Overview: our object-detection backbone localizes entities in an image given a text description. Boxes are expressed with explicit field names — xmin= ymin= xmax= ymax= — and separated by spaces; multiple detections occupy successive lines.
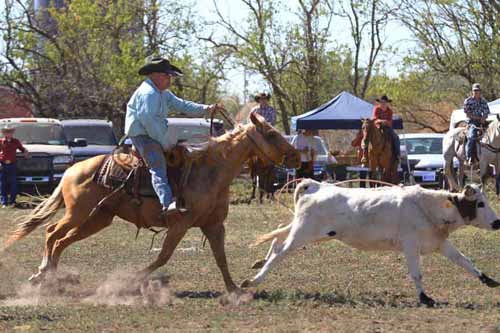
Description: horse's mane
xmin=203 ymin=123 xmax=251 ymax=159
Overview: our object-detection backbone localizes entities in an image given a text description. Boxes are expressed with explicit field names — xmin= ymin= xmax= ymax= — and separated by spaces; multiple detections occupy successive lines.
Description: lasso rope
xmin=274 ymin=178 xmax=399 ymax=214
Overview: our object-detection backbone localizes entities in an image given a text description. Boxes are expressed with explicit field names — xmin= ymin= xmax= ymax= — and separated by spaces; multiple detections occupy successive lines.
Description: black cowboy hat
xmin=376 ymin=95 xmax=392 ymax=103
xmin=138 ymin=57 xmax=183 ymax=76
xmin=254 ymin=92 xmax=271 ymax=102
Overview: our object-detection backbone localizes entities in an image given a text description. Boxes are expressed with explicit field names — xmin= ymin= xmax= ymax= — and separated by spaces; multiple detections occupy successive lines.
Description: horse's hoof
xmin=240 ymin=279 xmax=253 ymax=288
xmin=251 ymin=260 xmax=266 ymax=269
xmin=480 ymin=273 xmax=500 ymax=288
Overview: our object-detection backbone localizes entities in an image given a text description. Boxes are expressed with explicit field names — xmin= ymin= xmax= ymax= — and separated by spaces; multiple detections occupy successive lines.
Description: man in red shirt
xmin=371 ymin=95 xmax=400 ymax=163
xmin=0 ymin=125 xmax=29 ymax=207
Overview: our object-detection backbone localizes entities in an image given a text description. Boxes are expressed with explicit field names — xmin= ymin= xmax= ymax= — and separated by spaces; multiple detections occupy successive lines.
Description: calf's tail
xmin=252 ymin=223 xmax=292 ymax=247
xmin=3 ymin=181 xmax=64 ymax=250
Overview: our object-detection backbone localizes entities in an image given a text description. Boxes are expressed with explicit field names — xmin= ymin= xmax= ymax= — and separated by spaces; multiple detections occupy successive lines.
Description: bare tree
xmin=334 ymin=0 xmax=400 ymax=98
xmin=203 ymin=0 xmax=334 ymax=133
xmin=400 ymin=0 xmax=500 ymax=99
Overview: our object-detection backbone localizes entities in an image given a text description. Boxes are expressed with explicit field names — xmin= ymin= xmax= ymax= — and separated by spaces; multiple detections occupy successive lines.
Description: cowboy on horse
xmin=464 ymin=83 xmax=490 ymax=166
xmin=125 ymin=57 xmax=220 ymax=220
xmin=362 ymin=95 xmax=400 ymax=165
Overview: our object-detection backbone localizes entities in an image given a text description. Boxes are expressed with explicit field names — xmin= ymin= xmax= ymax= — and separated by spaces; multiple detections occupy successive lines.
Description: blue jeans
xmin=386 ymin=127 xmax=401 ymax=158
xmin=0 ymin=163 xmax=18 ymax=205
xmin=466 ymin=124 xmax=480 ymax=160
xmin=130 ymin=136 xmax=173 ymax=209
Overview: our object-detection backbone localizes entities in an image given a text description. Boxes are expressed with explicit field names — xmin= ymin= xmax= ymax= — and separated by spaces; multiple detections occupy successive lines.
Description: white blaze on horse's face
xmin=249 ymin=112 xmax=300 ymax=168
xmin=463 ymin=184 xmax=500 ymax=230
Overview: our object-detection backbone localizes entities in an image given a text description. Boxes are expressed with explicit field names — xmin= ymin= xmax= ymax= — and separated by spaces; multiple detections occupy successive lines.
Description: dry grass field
xmin=0 ymin=181 xmax=499 ymax=332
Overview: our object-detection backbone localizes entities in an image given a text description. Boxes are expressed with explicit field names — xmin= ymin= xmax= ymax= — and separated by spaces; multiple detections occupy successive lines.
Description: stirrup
xmin=160 ymin=201 xmax=188 ymax=219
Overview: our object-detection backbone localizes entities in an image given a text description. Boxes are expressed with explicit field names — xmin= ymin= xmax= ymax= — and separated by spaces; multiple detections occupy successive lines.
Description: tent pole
xmin=401 ymin=128 xmax=415 ymax=185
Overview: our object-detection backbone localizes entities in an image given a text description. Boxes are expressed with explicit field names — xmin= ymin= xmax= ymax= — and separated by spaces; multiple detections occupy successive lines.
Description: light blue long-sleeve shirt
xmin=125 ymin=78 xmax=208 ymax=150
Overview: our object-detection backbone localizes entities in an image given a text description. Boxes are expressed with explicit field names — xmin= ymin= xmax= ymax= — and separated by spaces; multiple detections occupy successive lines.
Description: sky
xmin=193 ymin=0 xmax=415 ymax=101
xmin=0 ymin=0 xmax=416 ymax=102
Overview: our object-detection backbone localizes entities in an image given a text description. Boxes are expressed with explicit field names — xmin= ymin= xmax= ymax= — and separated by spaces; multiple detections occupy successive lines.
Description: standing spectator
xmin=0 ymin=125 xmax=29 ymax=208
xmin=292 ymin=130 xmax=316 ymax=179
xmin=250 ymin=92 xmax=276 ymax=126
xmin=464 ymin=83 xmax=489 ymax=165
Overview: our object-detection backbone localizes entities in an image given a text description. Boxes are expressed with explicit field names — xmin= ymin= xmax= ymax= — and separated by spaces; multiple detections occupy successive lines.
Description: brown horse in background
xmin=3 ymin=113 xmax=300 ymax=294
xmin=248 ymin=157 xmax=276 ymax=203
xmin=361 ymin=119 xmax=399 ymax=184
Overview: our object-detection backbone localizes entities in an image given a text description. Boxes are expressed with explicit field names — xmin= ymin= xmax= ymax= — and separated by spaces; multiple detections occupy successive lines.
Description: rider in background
xmin=371 ymin=95 xmax=400 ymax=164
xmin=250 ymin=92 xmax=276 ymax=126
xmin=464 ymin=83 xmax=490 ymax=165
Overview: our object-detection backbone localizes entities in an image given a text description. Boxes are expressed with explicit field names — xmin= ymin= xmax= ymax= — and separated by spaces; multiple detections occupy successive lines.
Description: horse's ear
xmin=250 ymin=111 xmax=265 ymax=132
xmin=496 ymin=114 xmax=499 ymax=121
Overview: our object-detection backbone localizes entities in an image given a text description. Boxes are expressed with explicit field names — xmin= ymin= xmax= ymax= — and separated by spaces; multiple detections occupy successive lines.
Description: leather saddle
xmin=93 ymin=143 xmax=207 ymax=206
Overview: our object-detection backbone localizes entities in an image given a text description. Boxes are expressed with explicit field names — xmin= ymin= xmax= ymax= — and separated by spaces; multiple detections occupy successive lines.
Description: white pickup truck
xmin=0 ymin=118 xmax=74 ymax=192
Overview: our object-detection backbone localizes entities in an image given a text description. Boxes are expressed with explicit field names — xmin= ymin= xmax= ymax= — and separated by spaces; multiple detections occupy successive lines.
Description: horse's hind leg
xmin=31 ymin=213 xmax=79 ymax=282
xmin=50 ymin=210 xmax=114 ymax=271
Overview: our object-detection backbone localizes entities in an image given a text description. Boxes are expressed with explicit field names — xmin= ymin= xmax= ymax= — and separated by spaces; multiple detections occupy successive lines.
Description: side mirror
xmin=69 ymin=138 xmax=87 ymax=147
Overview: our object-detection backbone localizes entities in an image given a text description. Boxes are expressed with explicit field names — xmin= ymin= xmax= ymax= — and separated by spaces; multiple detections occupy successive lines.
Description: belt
xmin=2 ymin=160 xmax=12 ymax=165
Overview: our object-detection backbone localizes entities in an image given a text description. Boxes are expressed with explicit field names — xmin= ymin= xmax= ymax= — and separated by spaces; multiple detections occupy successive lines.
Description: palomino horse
xmin=445 ymin=116 xmax=500 ymax=194
xmin=248 ymin=157 xmax=276 ymax=203
xmin=360 ymin=119 xmax=399 ymax=184
xmin=3 ymin=112 xmax=300 ymax=294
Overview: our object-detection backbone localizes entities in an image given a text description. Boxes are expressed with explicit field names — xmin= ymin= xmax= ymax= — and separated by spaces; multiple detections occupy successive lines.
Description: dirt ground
xmin=0 ymin=184 xmax=499 ymax=332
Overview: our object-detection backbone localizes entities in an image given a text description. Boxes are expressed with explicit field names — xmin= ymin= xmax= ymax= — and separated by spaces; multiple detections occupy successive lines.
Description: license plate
xmin=423 ymin=173 xmax=436 ymax=182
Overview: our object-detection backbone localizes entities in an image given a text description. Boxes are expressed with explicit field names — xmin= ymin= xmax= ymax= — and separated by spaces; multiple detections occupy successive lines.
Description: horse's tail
xmin=252 ymin=223 xmax=292 ymax=247
xmin=4 ymin=181 xmax=65 ymax=250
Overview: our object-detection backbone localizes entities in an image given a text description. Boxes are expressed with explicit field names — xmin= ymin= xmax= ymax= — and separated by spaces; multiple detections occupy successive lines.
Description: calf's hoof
xmin=419 ymin=292 xmax=436 ymax=307
xmin=479 ymin=273 xmax=500 ymax=288
xmin=251 ymin=259 xmax=266 ymax=269
xmin=28 ymin=272 xmax=46 ymax=285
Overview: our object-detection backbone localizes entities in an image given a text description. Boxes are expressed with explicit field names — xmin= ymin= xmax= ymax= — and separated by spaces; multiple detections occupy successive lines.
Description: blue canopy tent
xmin=291 ymin=91 xmax=403 ymax=131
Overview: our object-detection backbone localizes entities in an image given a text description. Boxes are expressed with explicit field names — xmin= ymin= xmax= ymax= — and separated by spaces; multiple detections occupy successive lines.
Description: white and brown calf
xmin=242 ymin=180 xmax=500 ymax=306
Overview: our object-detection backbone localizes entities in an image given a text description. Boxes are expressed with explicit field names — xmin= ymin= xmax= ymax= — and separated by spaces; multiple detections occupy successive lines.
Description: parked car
xmin=275 ymin=135 xmax=336 ymax=186
xmin=165 ymin=118 xmax=224 ymax=144
xmin=62 ymin=119 xmax=118 ymax=163
xmin=400 ymin=133 xmax=446 ymax=188
xmin=124 ymin=117 xmax=225 ymax=147
xmin=0 ymin=118 xmax=73 ymax=192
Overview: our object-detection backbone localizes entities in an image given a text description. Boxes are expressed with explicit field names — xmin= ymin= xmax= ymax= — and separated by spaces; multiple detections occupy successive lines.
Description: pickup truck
xmin=62 ymin=119 xmax=118 ymax=163
xmin=0 ymin=118 xmax=74 ymax=192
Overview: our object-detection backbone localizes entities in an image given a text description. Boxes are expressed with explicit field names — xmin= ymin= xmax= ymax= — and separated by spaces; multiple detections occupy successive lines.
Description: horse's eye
xmin=478 ymin=202 xmax=485 ymax=208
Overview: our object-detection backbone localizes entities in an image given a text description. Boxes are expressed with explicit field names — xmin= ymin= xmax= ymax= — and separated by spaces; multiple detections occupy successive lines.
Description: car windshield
xmin=169 ymin=125 xmax=210 ymax=144
xmin=287 ymin=136 xmax=327 ymax=155
xmin=64 ymin=125 xmax=117 ymax=145
xmin=0 ymin=123 xmax=66 ymax=145
xmin=402 ymin=137 xmax=443 ymax=155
